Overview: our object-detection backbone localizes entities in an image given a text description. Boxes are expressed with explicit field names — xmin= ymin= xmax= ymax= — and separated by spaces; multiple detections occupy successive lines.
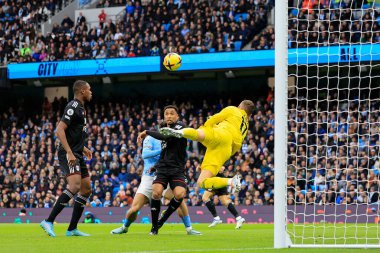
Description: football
xmin=163 ymin=53 xmax=182 ymax=71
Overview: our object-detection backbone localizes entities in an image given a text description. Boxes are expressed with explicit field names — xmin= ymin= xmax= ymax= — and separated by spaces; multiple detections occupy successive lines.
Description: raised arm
xmin=146 ymin=130 xmax=170 ymax=141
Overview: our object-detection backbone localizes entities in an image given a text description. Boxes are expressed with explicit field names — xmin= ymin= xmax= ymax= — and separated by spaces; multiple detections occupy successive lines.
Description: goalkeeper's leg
xmin=160 ymin=126 xmax=211 ymax=143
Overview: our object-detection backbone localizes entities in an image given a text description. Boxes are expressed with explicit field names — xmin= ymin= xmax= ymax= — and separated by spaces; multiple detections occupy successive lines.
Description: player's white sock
xmin=186 ymin=226 xmax=193 ymax=232
xmin=236 ymin=216 xmax=242 ymax=221
xmin=214 ymin=216 xmax=221 ymax=220
xmin=227 ymin=178 xmax=232 ymax=185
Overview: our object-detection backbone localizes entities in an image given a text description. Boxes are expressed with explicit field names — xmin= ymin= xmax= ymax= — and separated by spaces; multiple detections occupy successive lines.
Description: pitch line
xmin=121 ymin=248 xmax=274 ymax=253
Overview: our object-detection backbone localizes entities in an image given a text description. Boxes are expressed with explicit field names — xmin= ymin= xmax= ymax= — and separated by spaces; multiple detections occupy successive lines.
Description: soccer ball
xmin=163 ymin=53 xmax=182 ymax=71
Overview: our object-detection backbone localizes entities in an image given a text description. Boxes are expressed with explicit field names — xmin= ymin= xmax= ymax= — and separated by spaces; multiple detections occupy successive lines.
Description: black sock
xmin=46 ymin=189 xmax=74 ymax=223
xmin=151 ymin=198 xmax=161 ymax=230
xmin=227 ymin=202 xmax=239 ymax=218
xmin=158 ymin=198 xmax=183 ymax=225
xmin=68 ymin=194 xmax=88 ymax=231
xmin=205 ymin=200 xmax=218 ymax=217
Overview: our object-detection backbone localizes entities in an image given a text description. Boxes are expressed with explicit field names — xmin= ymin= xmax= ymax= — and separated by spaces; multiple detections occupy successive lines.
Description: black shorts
xmin=210 ymin=187 xmax=229 ymax=196
xmin=58 ymin=150 xmax=89 ymax=178
xmin=153 ymin=171 xmax=187 ymax=190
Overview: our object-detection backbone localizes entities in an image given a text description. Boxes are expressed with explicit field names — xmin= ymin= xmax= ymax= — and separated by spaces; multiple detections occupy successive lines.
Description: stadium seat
xmin=234 ymin=41 xmax=242 ymax=51
xmin=234 ymin=14 xmax=243 ymax=22
xmin=291 ymin=9 xmax=298 ymax=17
xmin=163 ymin=24 xmax=171 ymax=31
xmin=112 ymin=187 xmax=120 ymax=197
xmin=126 ymin=6 xmax=135 ymax=14
xmin=234 ymin=13 xmax=248 ymax=22
xmin=223 ymin=34 xmax=229 ymax=44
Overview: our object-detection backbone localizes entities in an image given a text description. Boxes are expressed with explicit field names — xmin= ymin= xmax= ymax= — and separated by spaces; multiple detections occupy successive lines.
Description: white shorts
xmin=136 ymin=176 xmax=154 ymax=200
xmin=136 ymin=175 xmax=171 ymax=201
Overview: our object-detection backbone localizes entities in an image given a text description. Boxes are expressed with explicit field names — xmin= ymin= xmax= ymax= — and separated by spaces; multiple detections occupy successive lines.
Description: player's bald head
xmin=239 ymin=100 xmax=254 ymax=116
xmin=73 ymin=80 xmax=89 ymax=95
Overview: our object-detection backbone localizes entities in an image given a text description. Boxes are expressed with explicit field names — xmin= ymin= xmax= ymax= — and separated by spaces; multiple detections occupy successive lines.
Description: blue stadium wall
xmin=6 ymin=44 xmax=378 ymax=79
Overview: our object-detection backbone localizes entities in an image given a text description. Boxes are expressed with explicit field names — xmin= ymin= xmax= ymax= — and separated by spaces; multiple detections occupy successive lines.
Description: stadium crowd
xmin=287 ymin=89 xmax=380 ymax=205
xmin=251 ymin=0 xmax=380 ymax=50
xmin=0 ymin=0 xmax=272 ymax=65
xmin=1 ymin=88 xmax=379 ymax=209
xmin=0 ymin=0 xmax=76 ymax=65
xmin=0 ymin=96 xmax=275 ymax=208
xmin=0 ymin=0 xmax=379 ymax=210
xmin=1 ymin=0 xmax=379 ymax=65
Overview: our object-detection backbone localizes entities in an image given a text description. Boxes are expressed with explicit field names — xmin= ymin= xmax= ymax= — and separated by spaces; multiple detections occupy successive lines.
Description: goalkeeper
xmin=160 ymin=100 xmax=254 ymax=193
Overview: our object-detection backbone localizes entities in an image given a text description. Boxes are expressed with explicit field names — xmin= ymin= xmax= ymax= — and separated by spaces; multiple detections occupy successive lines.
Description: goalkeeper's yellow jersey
xmin=204 ymin=106 xmax=249 ymax=153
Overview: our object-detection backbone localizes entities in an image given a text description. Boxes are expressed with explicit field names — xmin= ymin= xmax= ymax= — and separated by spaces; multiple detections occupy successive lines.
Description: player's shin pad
xmin=151 ymin=198 xmax=161 ymax=229
xmin=68 ymin=194 xmax=89 ymax=231
xmin=159 ymin=198 xmax=183 ymax=225
xmin=227 ymin=202 xmax=239 ymax=218
xmin=205 ymin=200 xmax=218 ymax=217
xmin=202 ymin=177 xmax=229 ymax=190
xmin=46 ymin=189 xmax=74 ymax=223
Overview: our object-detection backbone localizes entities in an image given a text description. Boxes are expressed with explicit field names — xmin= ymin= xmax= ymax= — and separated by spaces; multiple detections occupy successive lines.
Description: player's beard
xmin=166 ymin=119 xmax=177 ymax=126
xmin=85 ymin=95 xmax=92 ymax=103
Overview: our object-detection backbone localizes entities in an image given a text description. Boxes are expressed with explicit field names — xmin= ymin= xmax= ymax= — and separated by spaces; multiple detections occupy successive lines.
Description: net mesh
xmin=286 ymin=0 xmax=380 ymax=246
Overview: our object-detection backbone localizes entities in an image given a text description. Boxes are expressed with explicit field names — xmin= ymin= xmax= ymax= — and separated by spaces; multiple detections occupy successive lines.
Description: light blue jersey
xmin=142 ymin=136 xmax=161 ymax=177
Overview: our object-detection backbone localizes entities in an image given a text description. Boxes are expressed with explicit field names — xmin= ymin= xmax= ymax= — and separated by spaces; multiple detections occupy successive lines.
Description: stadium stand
xmin=251 ymin=0 xmax=380 ymax=50
xmin=3 ymin=86 xmax=378 ymax=209
xmin=1 ymin=0 xmax=378 ymax=209
xmin=0 ymin=0 xmax=272 ymax=65
xmin=0 ymin=95 xmax=275 ymax=208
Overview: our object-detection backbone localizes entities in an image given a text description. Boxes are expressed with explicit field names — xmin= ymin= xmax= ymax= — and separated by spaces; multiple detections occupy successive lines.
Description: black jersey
xmin=59 ymin=99 xmax=87 ymax=154
xmin=150 ymin=121 xmax=187 ymax=173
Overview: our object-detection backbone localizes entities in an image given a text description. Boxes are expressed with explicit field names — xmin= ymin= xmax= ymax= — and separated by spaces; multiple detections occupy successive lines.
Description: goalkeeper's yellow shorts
xmin=199 ymin=126 xmax=234 ymax=176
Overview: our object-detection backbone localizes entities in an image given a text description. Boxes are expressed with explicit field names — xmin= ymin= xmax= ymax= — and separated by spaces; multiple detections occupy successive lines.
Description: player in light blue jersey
xmin=111 ymin=135 xmax=201 ymax=235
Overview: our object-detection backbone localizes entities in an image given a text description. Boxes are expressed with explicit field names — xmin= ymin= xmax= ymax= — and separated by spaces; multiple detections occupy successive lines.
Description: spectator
xmin=98 ymin=9 xmax=107 ymax=27
xmin=91 ymin=195 xmax=103 ymax=207
xmin=76 ymin=12 xmax=86 ymax=25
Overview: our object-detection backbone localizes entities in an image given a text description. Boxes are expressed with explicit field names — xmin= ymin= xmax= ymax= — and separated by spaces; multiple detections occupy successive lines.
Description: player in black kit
xmin=137 ymin=105 xmax=188 ymax=235
xmin=202 ymin=167 xmax=246 ymax=229
xmin=40 ymin=80 xmax=93 ymax=237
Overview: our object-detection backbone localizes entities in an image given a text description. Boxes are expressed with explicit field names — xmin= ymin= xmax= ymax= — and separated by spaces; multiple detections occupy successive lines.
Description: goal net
xmin=276 ymin=0 xmax=380 ymax=248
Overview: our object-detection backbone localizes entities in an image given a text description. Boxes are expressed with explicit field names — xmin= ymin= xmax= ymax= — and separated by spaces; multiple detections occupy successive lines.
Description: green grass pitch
xmin=0 ymin=223 xmax=378 ymax=253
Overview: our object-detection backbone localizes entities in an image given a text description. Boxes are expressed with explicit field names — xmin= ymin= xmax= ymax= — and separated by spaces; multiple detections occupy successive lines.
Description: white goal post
xmin=274 ymin=0 xmax=380 ymax=248
xmin=274 ymin=0 xmax=289 ymax=249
